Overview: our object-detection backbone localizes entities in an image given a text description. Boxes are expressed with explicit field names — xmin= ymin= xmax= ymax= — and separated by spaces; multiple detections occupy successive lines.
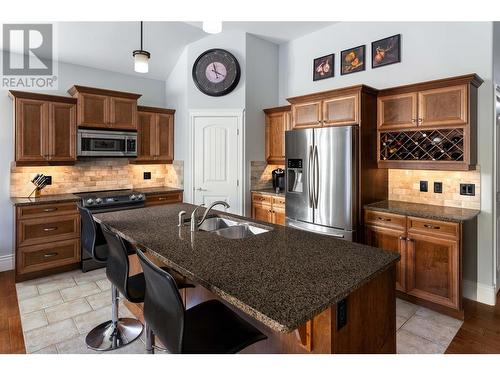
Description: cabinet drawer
xmin=17 ymin=215 xmax=80 ymax=247
xmin=407 ymin=217 xmax=459 ymax=238
xmin=145 ymin=192 xmax=183 ymax=206
xmin=17 ymin=202 xmax=78 ymax=219
xmin=17 ymin=239 xmax=80 ymax=275
xmin=272 ymin=196 xmax=286 ymax=207
xmin=252 ymin=193 xmax=272 ymax=205
xmin=364 ymin=210 xmax=406 ymax=229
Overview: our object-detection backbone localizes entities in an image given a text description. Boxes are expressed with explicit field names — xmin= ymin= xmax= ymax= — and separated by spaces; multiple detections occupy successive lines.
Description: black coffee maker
xmin=272 ymin=168 xmax=285 ymax=193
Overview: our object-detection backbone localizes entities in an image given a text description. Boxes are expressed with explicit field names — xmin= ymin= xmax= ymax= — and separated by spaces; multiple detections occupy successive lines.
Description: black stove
xmin=75 ymin=189 xmax=146 ymax=272
xmin=74 ymin=189 xmax=146 ymax=213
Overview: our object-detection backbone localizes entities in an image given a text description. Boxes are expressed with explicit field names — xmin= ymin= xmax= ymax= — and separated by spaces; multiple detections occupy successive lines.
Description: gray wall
xmin=0 ymin=61 xmax=166 ymax=259
xmin=278 ymin=21 xmax=495 ymax=302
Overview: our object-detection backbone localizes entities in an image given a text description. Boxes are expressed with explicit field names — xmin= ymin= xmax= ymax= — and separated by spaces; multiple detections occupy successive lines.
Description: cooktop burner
xmin=74 ymin=189 xmax=145 ymax=209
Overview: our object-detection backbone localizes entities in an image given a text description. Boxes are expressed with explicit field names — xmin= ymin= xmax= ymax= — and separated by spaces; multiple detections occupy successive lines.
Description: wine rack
xmin=379 ymin=128 xmax=464 ymax=162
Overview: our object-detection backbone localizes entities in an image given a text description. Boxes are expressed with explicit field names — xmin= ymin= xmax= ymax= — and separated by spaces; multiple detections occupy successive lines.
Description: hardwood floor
xmin=0 ymin=271 xmax=25 ymax=354
xmin=0 ymin=268 xmax=499 ymax=354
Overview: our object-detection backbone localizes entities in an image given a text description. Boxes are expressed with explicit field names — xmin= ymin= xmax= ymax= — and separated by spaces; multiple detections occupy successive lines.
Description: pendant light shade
xmin=202 ymin=21 xmax=222 ymax=34
xmin=133 ymin=22 xmax=150 ymax=73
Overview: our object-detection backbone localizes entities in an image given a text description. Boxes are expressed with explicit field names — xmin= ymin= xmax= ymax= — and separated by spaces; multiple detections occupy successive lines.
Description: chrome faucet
xmin=190 ymin=201 xmax=230 ymax=231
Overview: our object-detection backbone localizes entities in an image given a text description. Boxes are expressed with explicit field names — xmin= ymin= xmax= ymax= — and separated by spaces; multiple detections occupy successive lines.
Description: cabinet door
xmin=110 ymin=97 xmax=137 ymax=130
xmin=48 ymin=102 xmax=76 ymax=162
xmin=377 ymin=93 xmax=418 ymax=129
xmin=251 ymin=202 xmax=272 ymax=223
xmin=365 ymin=225 xmax=406 ymax=292
xmin=406 ymin=232 xmax=459 ymax=309
xmin=136 ymin=111 xmax=156 ymax=162
xmin=15 ymin=99 xmax=48 ymax=162
xmin=291 ymin=101 xmax=322 ymax=129
xmin=77 ymin=93 xmax=108 ymax=128
xmin=155 ymin=113 xmax=174 ymax=162
xmin=418 ymin=85 xmax=467 ymax=127
xmin=266 ymin=112 xmax=286 ymax=164
xmin=323 ymin=94 xmax=359 ymax=126
xmin=272 ymin=204 xmax=286 ymax=226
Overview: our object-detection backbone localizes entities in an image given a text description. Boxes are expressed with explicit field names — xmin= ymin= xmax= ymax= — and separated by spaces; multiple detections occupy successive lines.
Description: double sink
xmin=196 ymin=216 xmax=272 ymax=239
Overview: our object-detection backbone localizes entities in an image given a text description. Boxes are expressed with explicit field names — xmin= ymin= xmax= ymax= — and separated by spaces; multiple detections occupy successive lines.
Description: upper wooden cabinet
xmin=264 ymin=105 xmax=290 ymax=164
xmin=288 ymin=86 xmax=376 ymax=130
xmin=68 ymin=85 xmax=141 ymax=130
xmin=133 ymin=106 xmax=175 ymax=164
xmin=10 ymin=91 xmax=77 ymax=166
xmin=377 ymin=74 xmax=483 ymax=171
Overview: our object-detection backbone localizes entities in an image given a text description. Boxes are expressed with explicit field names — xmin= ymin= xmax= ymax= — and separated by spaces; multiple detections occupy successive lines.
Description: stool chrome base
xmin=86 ymin=318 xmax=143 ymax=351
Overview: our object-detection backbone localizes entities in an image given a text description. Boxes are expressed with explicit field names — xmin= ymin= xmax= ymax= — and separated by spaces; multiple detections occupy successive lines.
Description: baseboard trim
xmin=463 ymin=279 xmax=497 ymax=306
xmin=0 ymin=254 xmax=14 ymax=272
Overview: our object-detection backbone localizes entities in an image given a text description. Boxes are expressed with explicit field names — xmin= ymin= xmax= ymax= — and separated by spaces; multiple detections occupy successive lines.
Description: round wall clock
xmin=192 ymin=49 xmax=241 ymax=97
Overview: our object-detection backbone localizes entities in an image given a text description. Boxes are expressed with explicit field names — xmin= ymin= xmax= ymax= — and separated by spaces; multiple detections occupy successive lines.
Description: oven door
xmin=77 ymin=129 xmax=137 ymax=157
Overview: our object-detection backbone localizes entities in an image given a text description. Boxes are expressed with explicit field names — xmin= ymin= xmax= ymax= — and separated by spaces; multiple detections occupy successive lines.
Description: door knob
xmin=196 ymin=188 xmax=207 ymax=192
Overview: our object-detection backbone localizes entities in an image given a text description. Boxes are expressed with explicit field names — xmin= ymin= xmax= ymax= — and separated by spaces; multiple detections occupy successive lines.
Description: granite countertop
xmin=364 ymin=200 xmax=480 ymax=222
xmin=135 ymin=186 xmax=184 ymax=196
xmin=94 ymin=203 xmax=399 ymax=333
xmin=251 ymin=188 xmax=286 ymax=197
xmin=11 ymin=193 xmax=80 ymax=206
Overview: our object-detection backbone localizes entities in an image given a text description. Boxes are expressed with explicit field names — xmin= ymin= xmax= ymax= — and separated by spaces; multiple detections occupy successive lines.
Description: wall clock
xmin=192 ymin=49 xmax=241 ymax=97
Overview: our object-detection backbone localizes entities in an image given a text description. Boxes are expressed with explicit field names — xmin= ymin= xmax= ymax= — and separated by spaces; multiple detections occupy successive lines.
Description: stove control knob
xmin=95 ymin=198 xmax=103 ymax=204
xmin=137 ymin=194 xmax=144 ymax=200
xmin=130 ymin=194 xmax=137 ymax=201
xmin=86 ymin=198 xmax=94 ymax=205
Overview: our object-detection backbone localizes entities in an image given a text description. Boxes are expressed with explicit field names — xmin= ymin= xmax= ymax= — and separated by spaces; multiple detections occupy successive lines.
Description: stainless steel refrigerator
xmin=285 ymin=126 xmax=358 ymax=241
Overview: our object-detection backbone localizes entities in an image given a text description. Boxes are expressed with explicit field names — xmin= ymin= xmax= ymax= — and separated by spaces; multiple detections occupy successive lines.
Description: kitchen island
xmin=94 ymin=203 xmax=400 ymax=354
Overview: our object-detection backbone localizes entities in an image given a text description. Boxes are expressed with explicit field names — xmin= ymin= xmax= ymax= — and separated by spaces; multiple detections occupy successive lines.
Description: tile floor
xmin=16 ymin=269 xmax=463 ymax=354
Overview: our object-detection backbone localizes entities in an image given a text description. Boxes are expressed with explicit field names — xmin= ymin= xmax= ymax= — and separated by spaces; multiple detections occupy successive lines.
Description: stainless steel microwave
xmin=77 ymin=129 xmax=137 ymax=157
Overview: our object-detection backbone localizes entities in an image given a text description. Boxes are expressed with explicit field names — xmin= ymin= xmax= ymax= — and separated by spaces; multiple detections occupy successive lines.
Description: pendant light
xmin=133 ymin=21 xmax=150 ymax=73
xmin=202 ymin=21 xmax=222 ymax=34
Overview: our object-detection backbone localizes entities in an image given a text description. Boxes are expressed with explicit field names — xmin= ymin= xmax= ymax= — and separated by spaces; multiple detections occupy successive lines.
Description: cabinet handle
xmin=411 ymin=118 xmax=416 ymax=123
xmin=43 ymin=252 xmax=58 ymax=258
xmin=378 ymin=217 xmax=391 ymax=222
xmin=399 ymin=236 xmax=407 ymax=240
xmin=417 ymin=118 xmax=423 ymax=124
xmin=43 ymin=208 xmax=57 ymax=212
xmin=43 ymin=227 xmax=58 ymax=232
xmin=158 ymin=197 xmax=166 ymax=201
xmin=423 ymin=224 xmax=440 ymax=230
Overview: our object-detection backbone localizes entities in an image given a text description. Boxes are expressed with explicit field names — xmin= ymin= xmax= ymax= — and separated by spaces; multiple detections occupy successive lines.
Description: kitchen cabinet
xmin=288 ymin=87 xmax=369 ymax=130
xmin=133 ymin=106 xmax=175 ymax=164
xmin=145 ymin=191 xmax=183 ymax=206
xmin=364 ymin=208 xmax=467 ymax=318
xmin=377 ymin=74 xmax=482 ymax=171
xmin=10 ymin=91 xmax=77 ymax=166
xmin=14 ymin=201 xmax=80 ymax=281
xmin=264 ymin=105 xmax=290 ymax=164
xmin=251 ymin=192 xmax=285 ymax=225
xmin=68 ymin=85 xmax=141 ymax=130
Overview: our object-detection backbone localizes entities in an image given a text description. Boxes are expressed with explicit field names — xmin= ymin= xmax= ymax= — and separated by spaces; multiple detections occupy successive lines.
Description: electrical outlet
xmin=460 ymin=183 xmax=475 ymax=196
xmin=143 ymin=172 xmax=151 ymax=180
xmin=434 ymin=182 xmax=443 ymax=194
xmin=420 ymin=180 xmax=428 ymax=192
xmin=45 ymin=176 xmax=52 ymax=185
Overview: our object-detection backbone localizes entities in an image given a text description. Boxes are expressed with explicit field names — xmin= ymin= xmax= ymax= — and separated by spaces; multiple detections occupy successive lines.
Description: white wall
xmin=0 ymin=61 xmax=166 ymax=260
xmin=279 ymin=21 xmax=495 ymax=304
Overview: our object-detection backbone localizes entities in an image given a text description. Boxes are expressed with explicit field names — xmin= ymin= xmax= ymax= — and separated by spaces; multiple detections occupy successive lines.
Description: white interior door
xmin=193 ymin=115 xmax=240 ymax=214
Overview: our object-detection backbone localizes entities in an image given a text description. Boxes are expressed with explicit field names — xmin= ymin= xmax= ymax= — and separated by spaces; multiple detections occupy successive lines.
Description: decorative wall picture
xmin=372 ymin=34 xmax=401 ymax=68
xmin=341 ymin=45 xmax=365 ymax=75
xmin=313 ymin=54 xmax=334 ymax=81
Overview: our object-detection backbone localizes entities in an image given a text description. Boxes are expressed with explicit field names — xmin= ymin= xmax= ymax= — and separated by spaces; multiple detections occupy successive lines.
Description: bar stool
xmin=79 ymin=206 xmax=108 ymax=266
xmin=136 ymin=248 xmax=267 ymax=354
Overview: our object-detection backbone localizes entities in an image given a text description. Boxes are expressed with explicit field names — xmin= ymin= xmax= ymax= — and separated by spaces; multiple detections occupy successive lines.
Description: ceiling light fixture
xmin=133 ymin=21 xmax=150 ymax=73
xmin=202 ymin=21 xmax=222 ymax=34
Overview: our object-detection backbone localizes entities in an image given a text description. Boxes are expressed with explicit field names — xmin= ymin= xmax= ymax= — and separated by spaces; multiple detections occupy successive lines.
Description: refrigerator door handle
xmin=308 ymin=145 xmax=314 ymax=208
xmin=314 ymin=145 xmax=319 ymax=208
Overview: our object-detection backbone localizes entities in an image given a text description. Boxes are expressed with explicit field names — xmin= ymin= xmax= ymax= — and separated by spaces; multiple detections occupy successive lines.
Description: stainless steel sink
xmin=198 ymin=217 xmax=239 ymax=231
xmin=213 ymin=223 xmax=270 ymax=239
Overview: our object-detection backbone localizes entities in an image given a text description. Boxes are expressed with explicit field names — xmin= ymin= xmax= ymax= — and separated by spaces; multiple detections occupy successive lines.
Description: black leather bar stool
xmin=79 ymin=206 xmax=108 ymax=266
xmin=137 ymin=249 xmax=267 ymax=354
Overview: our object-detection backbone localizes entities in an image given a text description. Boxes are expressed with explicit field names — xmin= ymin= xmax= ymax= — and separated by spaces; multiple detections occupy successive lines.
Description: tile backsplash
xmin=388 ymin=169 xmax=480 ymax=210
xmin=11 ymin=159 xmax=184 ymax=197
xmin=250 ymin=161 xmax=284 ymax=190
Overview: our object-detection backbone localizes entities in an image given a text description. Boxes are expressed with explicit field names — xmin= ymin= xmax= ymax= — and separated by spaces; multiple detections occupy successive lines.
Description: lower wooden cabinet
xmin=145 ymin=192 xmax=183 ymax=206
xmin=364 ymin=209 xmax=462 ymax=316
xmin=251 ymin=192 xmax=285 ymax=225
xmin=15 ymin=201 xmax=81 ymax=281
